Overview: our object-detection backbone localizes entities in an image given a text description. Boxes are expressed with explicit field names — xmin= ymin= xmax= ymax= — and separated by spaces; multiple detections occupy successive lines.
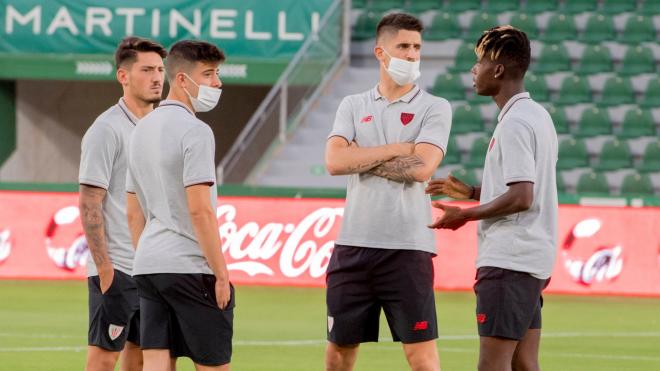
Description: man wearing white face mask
xmin=126 ymin=40 xmax=233 ymax=370
xmin=325 ymin=13 xmax=452 ymax=371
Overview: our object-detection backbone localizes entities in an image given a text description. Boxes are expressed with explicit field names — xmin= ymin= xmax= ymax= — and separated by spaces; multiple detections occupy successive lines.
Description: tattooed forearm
xmin=345 ymin=159 xmax=388 ymax=174
xmin=368 ymin=155 xmax=425 ymax=183
xmin=79 ymin=185 xmax=111 ymax=269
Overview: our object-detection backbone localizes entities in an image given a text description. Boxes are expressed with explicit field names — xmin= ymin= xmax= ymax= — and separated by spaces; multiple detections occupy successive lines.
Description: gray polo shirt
xmin=329 ymin=85 xmax=452 ymax=254
xmin=477 ymin=92 xmax=558 ymax=279
xmin=126 ymin=100 xmax=217 ymax=275
xmin=79 ymin=98 xmax=137 ymax=277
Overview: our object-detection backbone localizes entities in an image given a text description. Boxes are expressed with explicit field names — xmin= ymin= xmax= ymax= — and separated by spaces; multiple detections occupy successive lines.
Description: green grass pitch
xmin=0 ymin=281 xmax=659 ymax=370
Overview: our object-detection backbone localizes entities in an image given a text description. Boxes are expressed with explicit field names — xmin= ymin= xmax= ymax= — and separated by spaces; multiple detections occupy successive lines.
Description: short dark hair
xmin=474 ymin=25 xmax=531 ymax=78
xmin=165 ymin=40 xmax=225 ymax=81
xmin=376 ymin=13 xmax=424 ymax=41
xmin=114 ymin=36 xmax=167 ymax=69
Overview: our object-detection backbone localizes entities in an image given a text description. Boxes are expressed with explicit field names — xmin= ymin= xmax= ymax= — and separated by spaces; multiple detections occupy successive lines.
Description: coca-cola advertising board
xmin=0 ymin=191 xmax=659 ymax=296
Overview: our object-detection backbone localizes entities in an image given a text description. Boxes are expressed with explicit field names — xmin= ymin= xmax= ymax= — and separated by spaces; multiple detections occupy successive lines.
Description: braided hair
xmin=474 ymin=25 xmax=531 ymax=78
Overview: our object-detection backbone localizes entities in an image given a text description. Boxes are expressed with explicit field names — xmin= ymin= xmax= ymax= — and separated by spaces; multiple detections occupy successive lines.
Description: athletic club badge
xmin=400 ymin=112 xmax=414 ymax=126
xmin=108 ymin=324 xmax=125 ymax=341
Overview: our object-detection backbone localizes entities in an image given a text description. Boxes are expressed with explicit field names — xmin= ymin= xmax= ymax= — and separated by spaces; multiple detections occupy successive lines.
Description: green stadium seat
xmin=555 ymin=75 xmax=591 ymax=105
xmin=465 ymin=136 xmax=491 ymax=168
xmin=563 ymin=0 xmax=598 ymax=14
xmin=576 ymin=171 xmax=610 ymax=196
xmin=525 ymin=73 xmax=549 ymax=102
xmin=576 ymin=107 xmax=612 ymax=138
xmin=638 ymin=141 xmax=660 ymax=173
xmin=431 ymin=73 xmax=466 ymax=101
xmin=576 ymin=45 xmax=613 ymax=75
xmin=425 ymin=12 xmax=461 ymax=41
xmin=451 ymin=167 xmax=481 ymax=186
xmin=557 ymin=171 xmax=566 ymax=193
xmin=640 ymin=77 xmax=660 ymax=108
xmin=443 ymin=136 xmax=461 ymax=165
xmin=406 ymin=0 xmax=442 ymax=12
xmin=484 ymin=0 xmax=519 ymax=12
xmin=525 ymin=0 xmax=559 ymax=13
xmin=352 ymin=11 xmax=381 ymax=41
xmin=533 ymin=43 xmax=571 ymax=74
xmin=619 ymin=108 xmax=655 ymax=139
xmin=468 ymin=92 xmax=493 ymax=105
xmin=445 ymin=0 xmax=482 ymax=12
xmin=449 ymin=43 xmax=477 ymax=73
xmin=452 ymin=105 xmax=484 ymax=134
xmin=601 ymin=0 xmax=638 ymax=14
xmin=542 ymin=14 xmax=577 ymax=43
xmin=466 ymin=13 xmax=499 ymax=41
xmin=599 ymin=76 xmax=634 ymax=106
xmin=594 ymin=139 xmax=632 ymax=171
xmin=620 ymin=173 xmax=654 ymax=197
xmin=618 ymin=15 xmax=655 ymax=44
xmin=548 ymin=106 xmax=570 ymax=134
xmin=579 ymin=14 xmax=615 ymax=44
xmin=557 ymin=138 xmax=589 ymax=170
xmin=509 ymin=13 xmax=539 ymax=39
xmin=619 ymin=46 xmax=656 ymax=76
xmin=639 ymin=0 xmax=660 ymax=14
xmin=369 ymin=0 xmax=406 ymax=11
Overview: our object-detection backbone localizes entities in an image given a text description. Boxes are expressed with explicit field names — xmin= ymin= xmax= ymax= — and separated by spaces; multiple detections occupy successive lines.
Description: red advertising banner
xmin=0 ymin=191 xmax=659 ymax=296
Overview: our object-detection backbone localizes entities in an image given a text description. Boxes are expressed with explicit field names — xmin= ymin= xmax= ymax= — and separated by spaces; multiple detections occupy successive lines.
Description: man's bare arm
xmin=325 ymin=136 xmax=414 ymax=176
xmin=126 ymin=192 xmax=145 ymax=250
xmin=79 ymin=184 xmax=113 ymax=292
xmin=368 ymin=143 xmax=445 ymax=183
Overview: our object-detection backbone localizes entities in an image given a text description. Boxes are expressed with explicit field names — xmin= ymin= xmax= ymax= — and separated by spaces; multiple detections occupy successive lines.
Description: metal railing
xmin=217 ymin=0 xmax=350 ymax=184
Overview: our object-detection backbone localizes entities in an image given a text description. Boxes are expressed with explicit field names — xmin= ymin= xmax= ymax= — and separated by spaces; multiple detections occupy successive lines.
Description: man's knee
xmin=86 ymin=347 xmax=120 ymax=371
xmin=512 ymin=355 xmax=539 ymax=371
xmin=325 ymin=343 xmax=359 ymax=371
xmin=403 ymin=341 xmax=440 ymax=371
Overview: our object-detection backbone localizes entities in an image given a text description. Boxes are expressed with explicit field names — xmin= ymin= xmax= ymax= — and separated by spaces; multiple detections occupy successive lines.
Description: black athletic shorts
xmin=135 ymin=274 xmax=234 ymax=366
xmin=474 ymin=266 xmax=550 ymax=340
xmin=88 ymin=269 xmax=140 ymax=352
xmin=326 ymin=244 xmax=438 ymax=345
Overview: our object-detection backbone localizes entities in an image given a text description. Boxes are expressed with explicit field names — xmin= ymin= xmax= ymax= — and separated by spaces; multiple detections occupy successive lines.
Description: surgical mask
xmin=183 ymin=74 xmax=222 ymax=112
xmin=382 ymin=48 xmax=421 ymax=86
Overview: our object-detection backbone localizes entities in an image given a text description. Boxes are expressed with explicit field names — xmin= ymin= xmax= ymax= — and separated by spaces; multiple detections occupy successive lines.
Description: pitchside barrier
xmin=0 ymin=186 xmax=658 ymax=297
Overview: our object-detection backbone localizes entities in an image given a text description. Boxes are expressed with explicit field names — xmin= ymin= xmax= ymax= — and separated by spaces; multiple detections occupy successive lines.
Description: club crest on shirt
xmin=400 ymin=112 xmax=414 ymax=126
xmin=360 ymin=115 xmax=373 ymax=123
xmin=108 ymin=324 xmax=124 ymax=341
xmin=327 ymin=316 xmax=334 ymax=332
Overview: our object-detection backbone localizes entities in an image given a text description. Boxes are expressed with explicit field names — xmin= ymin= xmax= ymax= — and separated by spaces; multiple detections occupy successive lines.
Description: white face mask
xmin=183 ymin=74 xmax=222 ymax=112
xmin=382 ymin=48 xmax=421 ymax=86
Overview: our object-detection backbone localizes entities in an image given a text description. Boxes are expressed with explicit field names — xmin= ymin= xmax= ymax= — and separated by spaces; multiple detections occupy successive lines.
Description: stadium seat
xmin=449 ymin=43 xmax=477 ymax=73
xmin=542 ymin=14 xmax=577 ymax=43
xmin=548 ymin=106 xmax=570 ymax=134
xmin=466 ymin=13 xmax=499 ymax=41
xmin=563 ymin=0 xmax=598 ymax=14
xmin=468 ymin=92 xmax=492 ymax=105
xmin=640 ymin=77 xmax=660 ymax=108
xmin=445 ymin=0 xmax=482 ymax=12
xmin=509 ymin=13 xmax=539 ymax=39
xmin=576 ymin=45 xmax=613 ymax=75
xmin=533 ymin=43 xmax=571 ymax=74
xmin=599 ymin=76 xmax=634 ymax=106
xmin=525 ymin=73 xmax=549 ymax=102
xmin=368 ymin=0 xmax=406 ymax=11
xmin=576 ymin=171 xmax=610 ymax=196
xmin=619 ymin=108 xmax=655 ymax=139
xmin=639 ymin=0 xmax=660 ymax=14
xmin=443 ymin=136 xmax=461 ymax=165
xmin=484 ymin=0 xmax=519 ymax=12
xmin=465 ymin=136 xmax=491 ymax=168
xmin=451 ymin=167 xmax=481 ymax=186
xmin=638 ymin=141 xmax=660 ymax=173
xmin=619 ymin=46 xmax=656 ymax=76
xmin=555 ymin=75 xmax=591 ymax=105
xmin=352 ymin=11 xmax=381 ymax=41
xmin=601 ymin=0 xmax=638 ymax=14
xmin=620 ymin=173 xmax=654 ymax=197
xmin=594 ymin=139 xmax=632 ymax=171
xmin=425 ymin=12 xmax=461 ymax=41
xmin=406 ymin=0 xmax=442 ymax=12
xmin=579 ymin=14 xmax=615 ymax=44
xmin=431 ymin=73 xmax=466 ymax=100
xmin=525 ymin=0 xmax=559 ymax=13
xmin=618 ymin=15 xmax=656 ymax=44
xmin=575 ymin=107 xmax=612 ymax=138
xmin=557 ymin=138 xmax=589 ymax=170
xmin=452 ymin=105 xmax=484 ymax=134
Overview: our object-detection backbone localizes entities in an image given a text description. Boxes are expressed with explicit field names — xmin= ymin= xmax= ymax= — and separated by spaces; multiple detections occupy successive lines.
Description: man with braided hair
xmin=426 ymin=26 xmax=558 ymax=371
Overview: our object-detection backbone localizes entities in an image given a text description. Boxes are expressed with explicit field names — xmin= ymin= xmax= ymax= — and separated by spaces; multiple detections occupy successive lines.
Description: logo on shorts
xmin=413 ymin=321 xmax=428 ymax=331
xmin=108 ymin=324 xmax=124 ymax=341
xmin=327 ymin=316 xmax=334 ymax=332
xmin=477 ymin=313 xmax=487 ymax=324
xmin=400 ymin=113 xmax=414 ymax=126
xmin=360 ymin=115 xmax=373 ymax=123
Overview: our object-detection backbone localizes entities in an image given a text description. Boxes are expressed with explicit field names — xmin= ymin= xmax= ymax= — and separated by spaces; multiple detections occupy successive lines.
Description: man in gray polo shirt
xmin=325 ymin=13 xmax=451 ymax=371
xmin=126 ymin=40 xmax=232 ymax=370
xmin=427 ymin=26 xmax=558 ymax=371
xmin=79 ymin=37 xmax=166 ymax=371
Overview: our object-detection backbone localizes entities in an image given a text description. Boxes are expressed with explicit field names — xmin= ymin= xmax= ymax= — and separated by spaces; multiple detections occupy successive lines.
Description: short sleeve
xmin=126 ymin=163 xmax=136 ymax=194
xmin=327 ymin=97 xmax=355 ymax=143
xmin=182 ymin=125 xmax=216 ymax=187
xmin=415 ymin=98 xmax=452 ymax=155
xmin=79 ymin=123 xmax=117 ymax=189
xmin=498 ymin=118 xmax=536 ymax=184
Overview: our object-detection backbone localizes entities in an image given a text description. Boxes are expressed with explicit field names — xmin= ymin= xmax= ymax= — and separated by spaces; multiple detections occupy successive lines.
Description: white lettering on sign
xmin=221 ymin=64 xmax=247 ymax=78
xmin=116 ymin=8 xmax=145 ymax=35
xmin=5 ymin=5 xmax=41 ymax=34
xmin=210 ymin=9 xmax=237 ymax=39
xmin=278 ymin=11 xmax=302 ymax=41
xmin=245 ymin=10 xmax=271 ymax=40
xmin=47 ymin=7 xmax=78 ymax=35
xmin=169 ymin=9 xmax=201 ymax=38
xmin=86 ymin=7 xmax=112 ymax=36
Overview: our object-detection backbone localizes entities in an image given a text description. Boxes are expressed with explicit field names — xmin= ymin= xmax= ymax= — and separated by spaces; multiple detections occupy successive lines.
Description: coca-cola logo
xmin=0 ymin=228 xmax=11 ymax=264
xmin=45 ymin=206 xmax=88 ymax=270
xmin=562 ymin=218 xmax=623 ymax=285
xmin=217 ymin=205 xmax=343 ymax=278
